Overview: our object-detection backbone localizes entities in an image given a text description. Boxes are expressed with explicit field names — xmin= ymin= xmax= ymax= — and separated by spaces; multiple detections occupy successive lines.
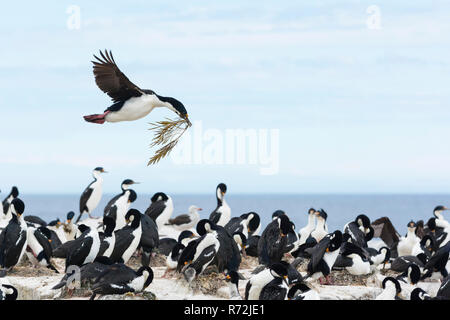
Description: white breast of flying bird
xmin=105 ymin=94 xmax=162 ymax=122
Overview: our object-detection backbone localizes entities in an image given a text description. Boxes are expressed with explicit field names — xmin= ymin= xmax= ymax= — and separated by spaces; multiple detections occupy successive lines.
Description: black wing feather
xmin=92 ymin=50 xmax=144 ymax=103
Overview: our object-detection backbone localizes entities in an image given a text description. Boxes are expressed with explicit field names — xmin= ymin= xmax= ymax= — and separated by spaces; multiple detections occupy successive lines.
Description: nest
xmin=328 ymin=269 xmax=375 ymax=286
xmin=239 ymin=255 xmax=259 ymax=270
xmin=176 ymin=267 xmax=227 ymax=296
xmin=147 ymin=117 xmax=191 ymax=165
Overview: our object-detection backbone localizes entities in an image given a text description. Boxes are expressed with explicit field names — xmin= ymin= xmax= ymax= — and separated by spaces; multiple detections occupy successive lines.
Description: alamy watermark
xmin=66 ymin=5 xmax=81 ymax=30
xmin=170 ymin=121 xmax=280 ymax=175
xmin=366 ymin=5 xmax=382 ymax=30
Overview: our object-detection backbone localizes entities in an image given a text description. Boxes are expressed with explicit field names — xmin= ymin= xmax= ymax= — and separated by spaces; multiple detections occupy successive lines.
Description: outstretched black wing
xmin=92 ymin=50 xmax=145 ymax=103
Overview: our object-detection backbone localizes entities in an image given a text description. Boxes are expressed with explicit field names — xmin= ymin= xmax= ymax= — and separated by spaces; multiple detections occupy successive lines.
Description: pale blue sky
xmin=1 ymin=1 xmax=450 ymax=194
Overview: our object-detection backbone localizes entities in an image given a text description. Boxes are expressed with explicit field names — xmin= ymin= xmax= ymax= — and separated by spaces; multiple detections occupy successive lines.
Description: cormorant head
xmin=196 ymin=219 xmax=218 ymax=236
xmin=407 ymin=220 xmax=416 ymax=231
xmin=136 ymin=266 xmax=154 ymax=289
xmin=125 ymin=209 xmax=141 ymax=227
xmin=10 ymin=186 xmax=19 ymax=198
xmin=216 ymin=183 xmax=227 ymax=200
xmin=93 ymin=167 xmax=107 ymax=174
xmin=151 ymin=192 xmax=169 ymax=202
xmin=272 ymin=210 xmax=285 ymax=220
xmin=433 ymin=205 xmax=449 ymax=217
xmin=122 ymin=179 xmax=139 ymax=190
xmin=269 ymin=262 xmax=289 ymax=281
xmin=157 ymin=95 xmax=191 ymax=126
xmin=11 ymin=198 xmax=25 ymax=217
xmin=178 ymin=230 xmax=195 ymax=243
xmin=407 ymin=264 xmax=421 ymax=285
xmin=66 ymin=211 xmax=75 ymax=223
xmin=382 ymin=277 xmax=402 ymax=295
xmin=378 ymin=246 xmax=391 ymax=263
xmin=242 ymin=212 xmax=260 ymax=234
xmin=278 ymin=214 xmax=292 ymax=237
xmin=355 ymin=214 xmax=371 ymax=229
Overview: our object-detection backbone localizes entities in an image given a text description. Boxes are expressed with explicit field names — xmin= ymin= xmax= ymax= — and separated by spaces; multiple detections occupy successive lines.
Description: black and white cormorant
xmin=89 ymin=264 xmax=154 ymax=300
xmin=191 ymin=219 xmax=241 ymax=273
xmin=376 ymin=277 xmax=403 ymax=300
xmin=343 ymin=214 xmax=373 ymax=249
xmin=396 ymin=263 xmax=421 ymax=286
xmin=145 ymin=192 xmax=174 ymax=229
xmin=180 ymin=232 xmax=221 ymax=283
xmin=244 ymin=263 xmax=288 ymax=300
xmin=64 ymin=224 xmax=100 ymax=271
xmin=77 ymin=167 xmax=106 ymax=223
xmin=304 ymin=230 xmax=343 ymax=285
xmin=97 ymin=216 xmax=116 ymax=258
xmin=165 ymin=205 xmax=202 ymax=231
xmin=52 ymin=256 xmax=115 ymax=290
xmin=242 ymin=212 xmax=261 ymax=236
xmin=209 ymin=183 xmax=231 ymax=227
xmin=0 ymin=198 xmax=28 ymax=272
xmin=257 ymin=214 xmax=292 ymax=266
xmin=138 ymin=213 xmax=159 ymax=267
xmin=104 ymin=179 xmax=139 ymax=230
xmin=421 ymin=242 xmax=450 ymax=281
xmin=25 ymin=226 xmax=59 ymax=273
xmin=109 ymin=209 xmax=142 ymax=264
xmin=334 ymin=241 xmax=371 ymax=275
xmin=84 ymin=50 xmax=190 ymax=126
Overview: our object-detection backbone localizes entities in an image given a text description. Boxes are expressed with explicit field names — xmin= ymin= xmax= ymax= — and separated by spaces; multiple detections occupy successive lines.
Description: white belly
xmin=82 ymin=230 xmax=100 ymax=264
xmin=156 ymin=198 xmax=174 ymax=229
xmin=122 ymin=227 xmax=142 ymax=263
xmin=216 ymin=203 xmax=231 ymax=227
xmin=86 ymin=184 xmax=102 ymax=213
xmin=115 ymin=196 xmax=131 ymax=230
xmin=106 ymin=95 xmax=157 ymax=122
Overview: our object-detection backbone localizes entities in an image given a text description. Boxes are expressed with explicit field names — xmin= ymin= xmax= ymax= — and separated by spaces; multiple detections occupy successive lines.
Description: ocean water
xmin=14 ymin=193 xmax=449 ymax=235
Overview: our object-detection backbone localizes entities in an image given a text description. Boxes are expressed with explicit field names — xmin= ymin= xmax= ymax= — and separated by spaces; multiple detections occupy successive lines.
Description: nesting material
xmin=147 ymin=117 xmax=191 ymax=165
